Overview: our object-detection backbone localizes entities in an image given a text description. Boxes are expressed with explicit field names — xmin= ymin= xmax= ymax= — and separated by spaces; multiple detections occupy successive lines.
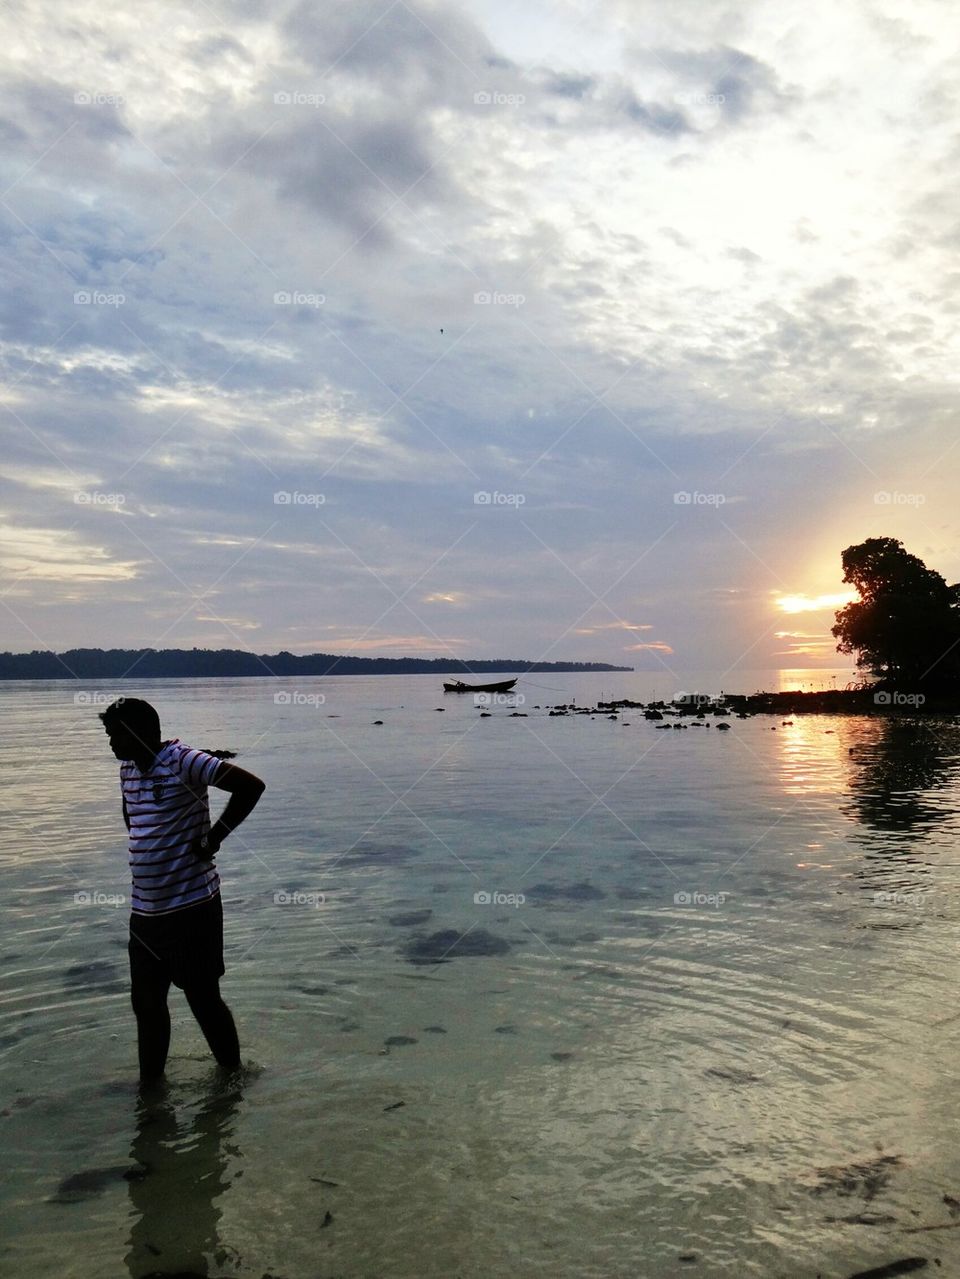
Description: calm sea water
xmin=4 ymin=669 xmax=960 ymax=1278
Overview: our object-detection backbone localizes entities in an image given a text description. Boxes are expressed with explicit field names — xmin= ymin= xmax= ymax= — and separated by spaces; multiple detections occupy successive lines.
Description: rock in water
xmin=705 ymin=1066 xmax=762 ymax=1084
xmin=51 ymin=1164 xmax=147 ymax=1203
xmin=846 ymin=1259 xmax=927 ymax=1279
xmin=824 ymin=1212 xmax=897 ymax=1225
xmin=810 ymin=1153 xmax=903 ymax=1200
xmin=141 ymin=1272 xmax=245 ymax=1278
xmin=402 ymin=928 xmax=512 ymax=965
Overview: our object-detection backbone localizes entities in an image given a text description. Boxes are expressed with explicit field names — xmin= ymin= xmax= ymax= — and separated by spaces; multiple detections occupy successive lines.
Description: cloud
xmin=619 ymin=91 xmax=693 ymax=135
xmin=320 ymin=632 xmax=470 ymax=652
xmin=575 ymin=621 xmax=654 ymax=634
xmin=644 ymin=44 xmax=796 ymax=125
xmin=233 ymin=109 xmax=457 ymax=252
xmin=0 ymin=522 xmax=140 ymax=585
xmin=283 ymin=0 xmax=491 ymax=93
xmin=187 ymin=35 xmax=255 ymax=68
xmin=542 ymin=72 xmax=597 ymax=100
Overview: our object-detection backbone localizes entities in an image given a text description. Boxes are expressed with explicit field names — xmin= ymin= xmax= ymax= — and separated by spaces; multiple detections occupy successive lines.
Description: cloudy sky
xmin=1 ymin=0 xmax=957 ymax=673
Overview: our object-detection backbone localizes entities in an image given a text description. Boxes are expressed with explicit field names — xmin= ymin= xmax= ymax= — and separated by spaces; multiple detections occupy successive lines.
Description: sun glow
xmin=775 ymin=591 xmax=856 ymax=614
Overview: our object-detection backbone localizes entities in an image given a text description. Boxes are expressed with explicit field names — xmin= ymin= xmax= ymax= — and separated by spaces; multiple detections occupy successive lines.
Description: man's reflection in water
xmin=125 ymin=1079 xmax=243 ymax=1278
xmin=844 ymin=719 xmax=960 ymax=841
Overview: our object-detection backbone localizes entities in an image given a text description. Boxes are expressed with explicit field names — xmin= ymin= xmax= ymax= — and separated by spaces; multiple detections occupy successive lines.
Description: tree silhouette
xmin=832 ymin=537 xmax=960 ymax=686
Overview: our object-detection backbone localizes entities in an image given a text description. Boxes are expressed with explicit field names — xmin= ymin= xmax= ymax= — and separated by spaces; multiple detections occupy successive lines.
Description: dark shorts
xmin=129 ymin=892 xmax=225 ymax=991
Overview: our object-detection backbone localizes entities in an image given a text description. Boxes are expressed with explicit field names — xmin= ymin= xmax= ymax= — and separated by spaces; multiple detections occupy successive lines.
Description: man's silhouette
xmin=100 ymin=697 xmax=265 ymax=1083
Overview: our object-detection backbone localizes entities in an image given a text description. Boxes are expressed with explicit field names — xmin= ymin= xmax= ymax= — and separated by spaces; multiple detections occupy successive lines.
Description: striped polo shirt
xmin=121 ymin=739 xmax=223 ymax=916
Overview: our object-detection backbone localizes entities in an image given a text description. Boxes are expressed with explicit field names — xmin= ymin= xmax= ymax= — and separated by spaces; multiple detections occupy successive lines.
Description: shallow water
xmin=4 ymin=670 xmax=960 ymax=1277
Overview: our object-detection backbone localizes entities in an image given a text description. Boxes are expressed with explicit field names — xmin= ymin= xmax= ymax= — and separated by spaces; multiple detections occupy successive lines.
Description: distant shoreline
xmin=0 ymin=647 xmax=632 ymax=680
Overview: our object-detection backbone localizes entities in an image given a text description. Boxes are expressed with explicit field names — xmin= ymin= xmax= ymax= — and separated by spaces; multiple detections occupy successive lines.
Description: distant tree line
xmin=0 ymin=648 xmax=632 ymax=679
xmin=833 ymin=537 xmax=960 ymax=689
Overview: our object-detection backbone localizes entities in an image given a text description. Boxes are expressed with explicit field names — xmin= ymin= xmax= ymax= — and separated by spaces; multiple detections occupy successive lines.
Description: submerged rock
xmin=51 ymin=1164 xmax=147 ymax=1203
xmin=824 ymin=1211 xmax=897 ymax=1225
xmin=402 ymin=928 xmax=512 ymax=965
xmin=846 ymin=1260 xmax=927 ymax=1279
xmin=809 ymin=1152 xmax=904 ymax=1200
xmin=141 ymin=1272 xmax=218 ymax=1279
xmin=704 ymin=1066 xmax=762 ymax=1084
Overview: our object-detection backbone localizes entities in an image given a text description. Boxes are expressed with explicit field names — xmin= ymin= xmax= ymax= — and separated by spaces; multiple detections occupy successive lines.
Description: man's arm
xmin=123 ymin=796 xmax=130 ymax=831
xmin=192 ymin=761 xmax=266 ymax=858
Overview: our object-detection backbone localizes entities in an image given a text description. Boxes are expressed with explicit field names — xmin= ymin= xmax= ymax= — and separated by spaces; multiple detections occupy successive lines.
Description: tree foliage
xmin=832 ymin=537 xmax=960 ymax=686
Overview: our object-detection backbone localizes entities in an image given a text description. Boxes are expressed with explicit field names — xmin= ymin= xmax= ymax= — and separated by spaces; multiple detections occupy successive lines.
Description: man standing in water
xmin=100 ymin=697 xmax=266 ymax=1084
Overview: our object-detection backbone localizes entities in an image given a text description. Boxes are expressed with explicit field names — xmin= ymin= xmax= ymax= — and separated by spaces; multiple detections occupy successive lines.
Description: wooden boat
xmin=443 ymin=678 xmax=518 ymax=694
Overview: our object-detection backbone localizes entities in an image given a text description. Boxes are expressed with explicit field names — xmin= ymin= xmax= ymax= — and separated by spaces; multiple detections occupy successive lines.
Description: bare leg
xmin=183 ymin=979 xmax=241 ymax=1070
xmin=131 ymin=970 xmax=172 ymax=1082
